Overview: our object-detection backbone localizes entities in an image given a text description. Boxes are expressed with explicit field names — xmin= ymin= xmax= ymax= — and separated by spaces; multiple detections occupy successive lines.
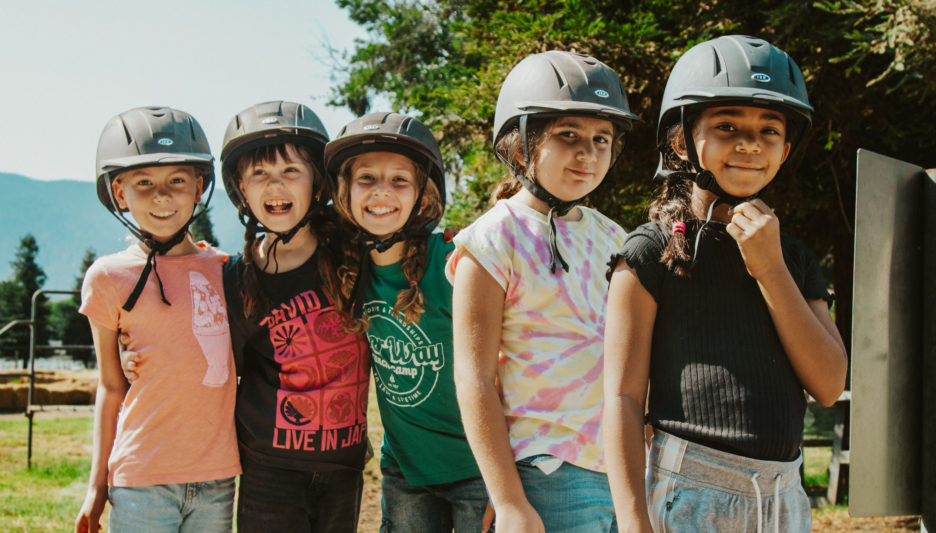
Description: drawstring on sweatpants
xmin=749 ymin=471 xmax=783 ymax=533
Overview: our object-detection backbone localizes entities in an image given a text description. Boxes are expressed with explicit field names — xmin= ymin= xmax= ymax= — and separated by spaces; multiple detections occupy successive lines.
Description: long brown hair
xmin=333 ymin=156 xmax=444 ymax=329
xmin=235 ymin=143 xmax=342 ymax=320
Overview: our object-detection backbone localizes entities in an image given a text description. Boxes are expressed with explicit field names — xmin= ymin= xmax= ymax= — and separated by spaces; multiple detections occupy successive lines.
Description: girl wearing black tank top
xmin=602 ymin=36 xmax=847 ymax=533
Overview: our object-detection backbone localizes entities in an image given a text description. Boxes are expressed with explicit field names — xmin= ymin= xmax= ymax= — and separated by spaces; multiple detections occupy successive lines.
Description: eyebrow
xmin=709 ymin=108 xmax=786 ymax=123
xmin=353 ymin=164 xmax=414 ymax=174
xmin=554 ymin=118 xmax=614 ymax=136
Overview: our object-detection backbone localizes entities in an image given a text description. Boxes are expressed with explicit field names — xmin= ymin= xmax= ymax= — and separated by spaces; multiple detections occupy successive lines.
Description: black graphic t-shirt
xmin=224 ymin=253 xmax=369 ymax=472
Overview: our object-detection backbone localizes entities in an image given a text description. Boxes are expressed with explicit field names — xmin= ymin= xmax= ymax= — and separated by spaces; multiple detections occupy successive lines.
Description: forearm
xmin=757 ymin=269 xmax=847 ymax=405
xmin=456 ymin=376 xmax=528 ymax=509
xmin=87 ymin=383 xmax=125 ymax=490
xmin=603 ymin=395 xmax=652 ymax=531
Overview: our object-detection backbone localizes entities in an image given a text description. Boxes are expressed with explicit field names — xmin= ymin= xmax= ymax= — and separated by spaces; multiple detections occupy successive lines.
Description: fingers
xmin=118 ymin=331 xmax=132 ymax=349
xmin=482 ymin=500 xmax=495 ymax=532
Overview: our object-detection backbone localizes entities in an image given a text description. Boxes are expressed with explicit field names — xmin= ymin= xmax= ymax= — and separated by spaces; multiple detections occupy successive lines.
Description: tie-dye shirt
xmin=446 ymin=198 xmax=627 ymax=472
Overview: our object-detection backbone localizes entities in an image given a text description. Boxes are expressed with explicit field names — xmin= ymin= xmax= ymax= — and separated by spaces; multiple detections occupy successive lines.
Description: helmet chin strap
xmin=120 ymin=220 xmax=191 ymax=312
xmin=516 ymin=115 xmax=581 ymax=273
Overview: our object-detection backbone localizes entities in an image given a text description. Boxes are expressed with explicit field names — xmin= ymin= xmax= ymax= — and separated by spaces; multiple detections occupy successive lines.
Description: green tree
xmin=48 ymin=249 xmax=96 ymax=367
xmin=331 ymin=0 xmax=936 ymax=351
xmin=190 ymin=206 xmax=219 ymax=247
xmin=0 ymin=234 xmax=50 ymax=368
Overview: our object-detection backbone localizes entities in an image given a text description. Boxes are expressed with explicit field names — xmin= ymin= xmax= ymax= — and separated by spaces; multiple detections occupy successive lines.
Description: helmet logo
xmin=752 ymin=73 xmax=772 ymax=83
xmin=364 ymin=124 xmax=380 ymax=130
xmin=594 ymin=89 xmax=610 ymax=98
xmin=261 ymin=117 xmax=278 ymax=124
xmin=157 ymin=138 xmax=174 ymax=146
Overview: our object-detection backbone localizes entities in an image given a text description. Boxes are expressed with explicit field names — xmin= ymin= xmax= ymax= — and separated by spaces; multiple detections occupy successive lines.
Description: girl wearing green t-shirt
xmin=324 ymin=112 xmax=490 ymax=533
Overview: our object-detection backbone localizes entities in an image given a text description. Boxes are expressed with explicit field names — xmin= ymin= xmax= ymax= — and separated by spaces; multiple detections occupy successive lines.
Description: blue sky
xmin=0 ymin=0 xmax=368 ymax=183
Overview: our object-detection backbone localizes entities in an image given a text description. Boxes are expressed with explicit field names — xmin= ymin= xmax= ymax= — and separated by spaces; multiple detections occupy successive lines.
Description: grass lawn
xmin=0 ymin=415 xmax=99 ymax=532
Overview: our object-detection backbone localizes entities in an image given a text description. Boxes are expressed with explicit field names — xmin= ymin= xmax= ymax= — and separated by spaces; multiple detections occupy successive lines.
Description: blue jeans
xmin=515 ymin=455 xmax=617 ymax=533
xmin=379 ymin=466 xmax=490 ymax=533
xmin=647 ymin=430 xmax=811 ymax=533
xmin=107 ymin=477 xmax=235 ymax=533
xmin=236 ymin=454 xmax=363 ymax=533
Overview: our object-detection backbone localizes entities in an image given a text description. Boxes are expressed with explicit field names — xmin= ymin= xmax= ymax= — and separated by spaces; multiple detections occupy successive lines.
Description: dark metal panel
xmin=922 ymin=168 xmax=936 ymax=530
xmin=850 ymin=149 xmax=924 ymax=516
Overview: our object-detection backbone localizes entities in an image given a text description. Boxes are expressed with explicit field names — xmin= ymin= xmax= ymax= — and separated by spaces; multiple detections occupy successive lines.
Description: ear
xmin=112 ymin=179 xmax=128 ymax=210
xmin=512 ymin=151 xmax=527 ymax=169
xmin=194 ymin=176 xmax=204 ymax=204
xmin=671 ymin=131 xmax=689 ymax=161
xmin=779 ymin=141 xmax=792 ymax=166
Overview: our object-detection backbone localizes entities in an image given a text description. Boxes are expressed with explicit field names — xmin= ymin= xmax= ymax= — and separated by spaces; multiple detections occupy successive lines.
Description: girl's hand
xmin=492 ymin=501 xmax=545 ymax=533
xmin=117 ymin=332 xmax=142 ymax=383
xmin=74 ymin=486 xmax=107 ymax=533
xmin=726 ymin=199 xmax=785 ymax=281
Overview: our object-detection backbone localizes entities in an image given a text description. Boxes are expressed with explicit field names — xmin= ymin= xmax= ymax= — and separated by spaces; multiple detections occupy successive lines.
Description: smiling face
xmin=685 ymin=106 xmax=792 ymax=198
xmin=112 ymin=165 xmax=202 ymax=242
xmin=238 ymin=144 xmax=316 ymax=234
xmin=527 ymin=116 xmax=615 ymax=203
xmin=346 ymin=151 xmax=422 ymax=240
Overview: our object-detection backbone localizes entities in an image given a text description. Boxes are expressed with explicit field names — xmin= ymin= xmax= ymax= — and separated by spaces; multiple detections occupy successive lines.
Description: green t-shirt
xmin=364 ymin=232 xmax=481 ymax=486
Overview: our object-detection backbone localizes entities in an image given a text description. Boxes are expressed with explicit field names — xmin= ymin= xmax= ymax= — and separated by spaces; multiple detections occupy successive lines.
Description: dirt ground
xmin=1 ymin=369 xmax=924 ymax=532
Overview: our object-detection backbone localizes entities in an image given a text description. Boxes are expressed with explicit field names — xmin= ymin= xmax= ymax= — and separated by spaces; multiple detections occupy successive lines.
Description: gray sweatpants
xmin=647 ymin=430 xmax=811 ymax=533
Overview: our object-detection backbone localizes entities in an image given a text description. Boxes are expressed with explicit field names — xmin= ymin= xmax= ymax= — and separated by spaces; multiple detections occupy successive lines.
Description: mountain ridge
xmin=1 ymin=173 xmax=242 ymax=295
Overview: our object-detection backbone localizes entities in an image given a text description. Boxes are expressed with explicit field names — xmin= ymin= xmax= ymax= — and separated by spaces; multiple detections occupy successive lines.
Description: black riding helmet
xmin=492 ymin=50 xmax=640 ymax=272
xmin=655 ymin=35 xmax=814 ymax=206
xmin=220 ymin=100 xmax=330 ymax=242
xmin=95 ymin=106 xmax=215 ymax=311
xmin=323 ymin=111 xmax=446 ymax=252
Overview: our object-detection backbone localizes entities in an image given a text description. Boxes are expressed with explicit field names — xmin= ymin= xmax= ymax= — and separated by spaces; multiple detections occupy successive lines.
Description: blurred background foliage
xmin=329 ymin=0 xmax=936 ymax=349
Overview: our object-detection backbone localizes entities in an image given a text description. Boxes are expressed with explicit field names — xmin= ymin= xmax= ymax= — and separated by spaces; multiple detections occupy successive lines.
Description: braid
xmin=241 ymin=219 xmax=270 ymax=320
xmin=392 ymin=235 xmax=428 ymax=324
xmin=649 ymin=124 xmax=696 ymax=277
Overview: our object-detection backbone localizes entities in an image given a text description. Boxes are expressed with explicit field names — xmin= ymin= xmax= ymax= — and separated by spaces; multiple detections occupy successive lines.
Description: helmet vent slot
xmin=713 ymin=50 xmax=723 ymax=76
xmin=550 ymin=63 xmax=568 ymax=89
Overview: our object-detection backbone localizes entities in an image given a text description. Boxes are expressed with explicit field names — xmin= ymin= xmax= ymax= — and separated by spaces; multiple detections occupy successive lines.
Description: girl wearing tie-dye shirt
xmin=446 ymin=50 xmax=640 ymax=533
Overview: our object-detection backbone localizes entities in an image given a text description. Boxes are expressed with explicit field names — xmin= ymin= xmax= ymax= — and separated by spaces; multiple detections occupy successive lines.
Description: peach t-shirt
xmin=80 ymin=242 xmax=240 ymax=487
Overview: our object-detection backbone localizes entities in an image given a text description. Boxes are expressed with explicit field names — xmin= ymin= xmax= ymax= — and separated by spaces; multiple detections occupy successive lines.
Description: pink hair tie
xmin=672 ymin=222 xmax=686 ymax=235
xmin=410 ymin=280 xmax=418 ymax=287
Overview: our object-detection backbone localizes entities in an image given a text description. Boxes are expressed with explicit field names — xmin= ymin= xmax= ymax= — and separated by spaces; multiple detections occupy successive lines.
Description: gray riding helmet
xmin=493 ymin=50 xmax=640 ymax=170
xmin=96 ymin=106 xmax=214 ymax=215
xmin=220 ymin=100 xmax=330 ymax=218
xmin=657 ymin=35 xmax=813 ymax=169
xmin=324 ymin=111 xmax=446 ymax=214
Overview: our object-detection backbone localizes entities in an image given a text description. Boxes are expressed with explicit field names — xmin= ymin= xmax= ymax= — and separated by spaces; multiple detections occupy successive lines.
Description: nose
xmin=737 ymin=131 xmax=761 ymax=153
xmin=153 ymin=182 xmax=172 ymax=202
xmin=370 ymin=177 xmax=391 ymax=196
xmin=577 ymin=140 xmax=598 ymax=162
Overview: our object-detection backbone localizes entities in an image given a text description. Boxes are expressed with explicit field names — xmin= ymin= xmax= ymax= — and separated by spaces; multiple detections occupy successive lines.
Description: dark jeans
xmin=379 ymin=466 xmax=491 ymax=533
xmin=237 ymin=454 xmax=363 ymax=533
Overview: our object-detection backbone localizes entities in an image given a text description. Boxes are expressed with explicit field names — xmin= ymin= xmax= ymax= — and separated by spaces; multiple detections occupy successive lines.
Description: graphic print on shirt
xmin=260 ymin=289 xmax=369 ymax=452
xmin=190 ymin=271 xmax=231 ymax=387
xmin=364 ymin=299 xmax=443 ymax=407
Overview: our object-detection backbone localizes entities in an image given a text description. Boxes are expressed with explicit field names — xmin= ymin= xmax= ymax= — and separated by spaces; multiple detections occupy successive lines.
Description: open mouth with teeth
xmin=365 ymin=205 xmax=399 ymax=216
xmin=150 ymin=210 xmax=177 ymax=220
xmin=265 ymin=199 xmax=293 ymax=214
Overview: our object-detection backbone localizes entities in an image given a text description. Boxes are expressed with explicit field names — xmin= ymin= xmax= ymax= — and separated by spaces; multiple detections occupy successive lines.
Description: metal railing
xmin=0 ymin=289 xmax=94 ymax=468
